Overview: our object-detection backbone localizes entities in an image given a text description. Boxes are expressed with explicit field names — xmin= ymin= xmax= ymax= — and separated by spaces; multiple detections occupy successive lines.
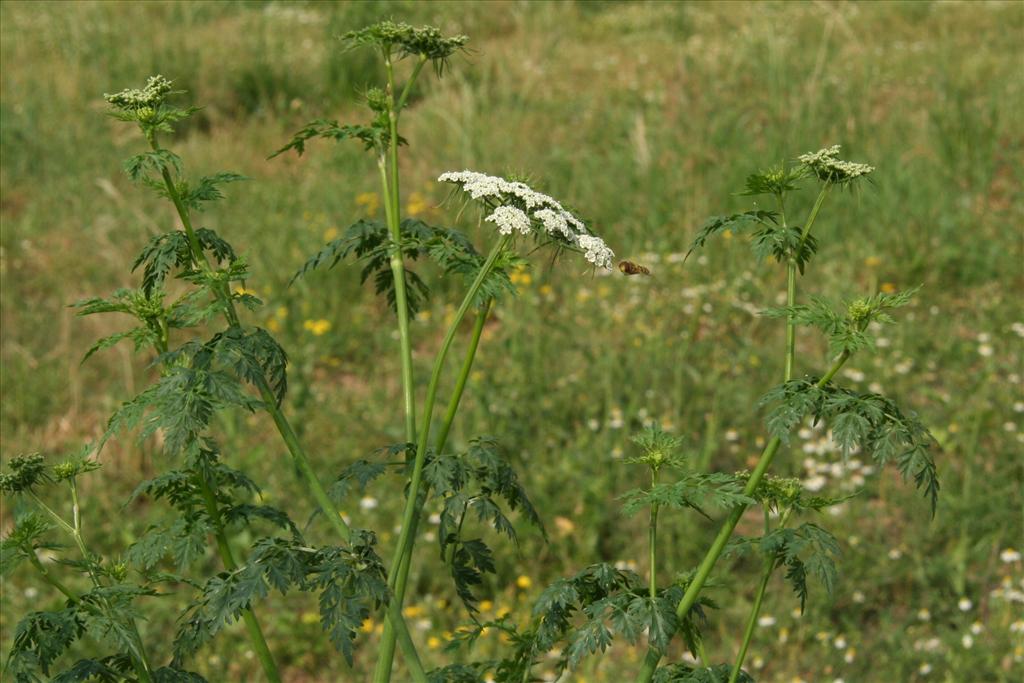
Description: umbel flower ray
xmin=798 ymin=144 xmax=875 ymax=185
xmin=438 ymin=170 xmax=615 ymax=269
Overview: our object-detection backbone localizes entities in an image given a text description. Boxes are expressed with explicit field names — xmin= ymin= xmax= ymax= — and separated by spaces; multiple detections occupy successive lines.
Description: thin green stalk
xmin=727 ymin=508 xmax=793 ymax=683
xmin=634 ymin=352 xmax=850 ymax=683
xmin=797 ymin=183 xmax=830 ymax=252
xmin=390 ymin=299 xmax=493 ymax=590
xmin=25 ymin=547 xmax=78 ymax=603
xmin=30 ymin=487 xmax=156 ymax=683
xmin=374 ymin=239 xmax=509 ymax=683
xmin=150 ymin=137 xmax=427 ymax=682
xmin=383 ymin=50 xmax=418 ymax=445
xmin=195 ymin=475 xmax=282 ymax=683
xmin=649 ymin=467 xmax=660 ymax=599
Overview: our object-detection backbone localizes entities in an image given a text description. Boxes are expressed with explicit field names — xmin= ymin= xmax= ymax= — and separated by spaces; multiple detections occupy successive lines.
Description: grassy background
xmin=2 ymin=1 xmax=1022 ymax=681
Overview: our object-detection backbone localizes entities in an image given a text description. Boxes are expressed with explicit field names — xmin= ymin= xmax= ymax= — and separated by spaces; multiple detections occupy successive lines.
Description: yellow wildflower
xmin=303 ymin=319 xmax=331 ymax=336
xmin=516 ymin=575 xmax=532 ymax=589
xmin=480 ymin=600 xmax=494 ymax=612
xmin=427 ymin=636 xmax=442 ymax=650
xmin=880 ymin=282 xmax=897 ymax=294
xmin=323 ymin=226 xmax=339 ymax=241
xmin=403 ymin=605 xmax=424 ymax=618
xmin=864 ymin=255 xmax=881 ymax=267
xmin=301 ymin=611 xmax=319 ymax=625
xmin=406 ymin=191 xmax=429 ymax=216
xmin=360 ymin=618 xmax=375 ymax=633
xmin=356 ymin=192 xmax=380 ymax=216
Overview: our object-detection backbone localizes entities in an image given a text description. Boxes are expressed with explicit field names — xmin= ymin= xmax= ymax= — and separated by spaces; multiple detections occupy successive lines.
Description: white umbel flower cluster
xmin=798 ymin=145 xmax=874 ymax=184
xmin=485 ymin=205 xmax=531 ymax=236
xmin=438 ymin=170 xmax=614 ymax=269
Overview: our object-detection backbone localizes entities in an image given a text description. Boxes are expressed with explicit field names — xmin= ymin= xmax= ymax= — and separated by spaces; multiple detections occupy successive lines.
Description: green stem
xmin=727 ymin=507 xmax=793 ymax=683
xmin=195 ymin=474 xmax=282 ymax=683
xmin=385 ymin=300 xmax=493 ymax=652
xmin=396 ymin=55 xmax=428 ymax=115
xmin=634 ymin=352 xmax=850 ymax=683
xmin=374 ymin=240 xmax=509 ymax=683
xmin=25 ymin=550 xmax=78 ymax=603
xmin=649 ymin=467 xmax=660 ymax=599
xmin=149 ymin=136 xmax=427 ymax=681
xmin=33 ymin=486 xmax=156 ymax=683
xmin=797 ymin=183 xmax=830 ymax=252
xmin=383 ymin=51 xmax=418 ymax=446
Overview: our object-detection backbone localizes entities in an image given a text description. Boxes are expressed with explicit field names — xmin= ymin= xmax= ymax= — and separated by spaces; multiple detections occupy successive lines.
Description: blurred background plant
xmin=1 ymin=1 xmax=1021 ymax=681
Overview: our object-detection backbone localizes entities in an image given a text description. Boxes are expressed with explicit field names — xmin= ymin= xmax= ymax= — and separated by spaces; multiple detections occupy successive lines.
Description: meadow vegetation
xmin=1 ymin=2 xmax=1022 ymax=681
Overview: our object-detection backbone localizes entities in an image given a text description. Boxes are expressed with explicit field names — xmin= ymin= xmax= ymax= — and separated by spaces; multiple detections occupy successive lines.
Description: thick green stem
xmin=150 ymin=137 xmax=426 ymax=681
xmin=391 ymin=299 xmax=493 ymax=589
xmin=634 ymin=352 xmax=849 ymax=683
xmin=649 ymin=467 xmax=660 ymax=599
xmin=383 ymin=52 xmax=418 ymax=446
xmin=374 ymin=240 xmax=509 ymax=683
xmin=727 ymin=508 xmax=793 ymax=683
xmin=195 ymin=474 xmax=282 ymax=683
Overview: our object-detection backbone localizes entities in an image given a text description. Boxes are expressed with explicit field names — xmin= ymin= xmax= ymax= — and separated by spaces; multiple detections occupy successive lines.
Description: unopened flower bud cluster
xmin=104 ymin=75 xmax=174 ymax=111
xmin=438 ymin=170 xmax=615 ymax=269
xmin=799 ymin=144 xmax=874 ymax=184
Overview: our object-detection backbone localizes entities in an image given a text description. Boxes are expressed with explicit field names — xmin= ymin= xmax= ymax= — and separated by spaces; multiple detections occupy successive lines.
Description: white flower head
xmin=485 ymin=205 xmax=531 ymax=236
xmin=798 ymin=144 xmax=874 ymax=184
xmin=438 ymin=169 xmax=614 ymax=269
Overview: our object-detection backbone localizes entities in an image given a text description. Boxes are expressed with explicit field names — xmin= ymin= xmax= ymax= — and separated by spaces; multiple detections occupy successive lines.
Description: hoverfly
xmin=618 ymin=260 xmax=652 ymax=276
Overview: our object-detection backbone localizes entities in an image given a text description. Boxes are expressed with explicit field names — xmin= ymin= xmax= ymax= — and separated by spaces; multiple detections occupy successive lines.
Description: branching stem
xmin=149 ymin=135 xmax=427 ymax=682
xmin=374 ymin=239 xmax=509 ymax=683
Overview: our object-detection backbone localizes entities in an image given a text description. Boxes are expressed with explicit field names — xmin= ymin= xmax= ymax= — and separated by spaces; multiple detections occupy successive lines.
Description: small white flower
xmin=958 ymin=597 xmax=973 ymax=612
xmin=1010 ymin=619 xmax=1024 ymax=633
xmin=889 ymin=548 xmax=903 ymax=560
xmin=485 ymin=205 xmax=532 ymax=236
xmin=917 ymin=608 xmax=931 ymax=621
xmin=970 ymin=621 xmax=983 ymax=634
xmin=757 ymin=615 xmax=776 ymax=627
xmin=429 ymin=513 xmax=441 ymax=525
xmin=918 ymin=663 xmax=932 ymax=676
xmin=852 ymin=590 xmax=866 ymax=603
xmin=834 ymin=635 xmax=847 ymax=649
xmin=577 ymin=234 xmax=615 ymax=270
xmin=1000 ymin=548 xmax=1022 ymax=563
xmin=978 ymin=343 xmax=994 ymax=357
xmin=961 ymin=634 xmax=974 ymax=649
xmin=359 ymin=496 xmax=378 ymax=511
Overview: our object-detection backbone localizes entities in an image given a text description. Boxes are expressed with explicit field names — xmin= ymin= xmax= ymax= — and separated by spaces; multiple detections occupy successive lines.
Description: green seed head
xmin=0 ymin=453 xmax=47 ymax=494
xmin=848 ymin=298 xmax=872 ymax=323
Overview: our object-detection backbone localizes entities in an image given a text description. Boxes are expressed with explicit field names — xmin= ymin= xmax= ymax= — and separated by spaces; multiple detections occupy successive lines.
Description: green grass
xmin=2 ymin=1 xmax=1022 ymax=681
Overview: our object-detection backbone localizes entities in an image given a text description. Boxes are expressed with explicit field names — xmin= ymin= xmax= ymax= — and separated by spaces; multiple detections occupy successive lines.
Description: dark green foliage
xmin=761 ymin=286 xmax=920 ymax=356
xmin=174 ymin=532 xmax=387 ymax=667
xmin=444 ymin=567 xmax=716 ymax=680
xmin=620 ymin=473 xmax=755 ymax=519
xmin=292 ymin=217 xmax=514 ymax=316
xmin=729 ymin=523 xmax=841 ymax=611
xmin=426 ymin=663 xmax=494 ymax=683
xmin=270 ymin=119 xmax=394 ymax=157
xmin=423 ymin=437 xmax=544 ymax=612
xmin=686 ymin=211 xmax=778 ymax=258
xmin=654 ymin=664 xmax=754 ymax=683
xmin=51 ymin=655 xmax=134 ymax=683
xmin=760 ymin=380 xmax=939 ymax=513
xmin=739 ymin=165 xmax=805 ymax=197
xmin=0 ymin=453 xmax=49 ymax=494
xmin=1 ymin=513 xmax=58 ymax=576
xmin=7 ymin=609 xmax=82 ymax=678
